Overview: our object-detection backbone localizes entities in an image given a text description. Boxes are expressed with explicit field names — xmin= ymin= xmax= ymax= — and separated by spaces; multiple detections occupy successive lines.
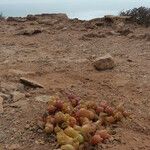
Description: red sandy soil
xmin=0 ymin=14 xmax=150 ymax=150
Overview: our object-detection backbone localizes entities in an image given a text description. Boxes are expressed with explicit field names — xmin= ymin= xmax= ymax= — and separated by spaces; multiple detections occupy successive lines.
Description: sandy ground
xmin=0 ymin=14 xmax=150 ymax=150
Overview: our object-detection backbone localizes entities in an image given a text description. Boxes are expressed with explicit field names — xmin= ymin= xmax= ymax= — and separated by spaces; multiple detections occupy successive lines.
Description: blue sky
xmin=0 ymin=0 xmax=150 ymax=19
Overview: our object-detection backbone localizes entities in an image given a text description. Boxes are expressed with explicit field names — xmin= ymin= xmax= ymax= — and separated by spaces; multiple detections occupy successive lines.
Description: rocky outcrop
xmin=7 ymin=17 xmax=27 ymax=22
xmin=26 ymin=15 xmax=38 ymax=21
xmin=35 ymin=13 xmax=68 ymax=19
xmin=7 ymin=13 xmax=68 ymax=24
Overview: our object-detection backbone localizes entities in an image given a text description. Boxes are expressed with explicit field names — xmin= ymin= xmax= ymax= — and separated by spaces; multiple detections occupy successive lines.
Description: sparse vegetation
xmin=0 ymin=13 xmax=5 ymax=20
xmin=120 ymin=7 xmax=150 ymax=27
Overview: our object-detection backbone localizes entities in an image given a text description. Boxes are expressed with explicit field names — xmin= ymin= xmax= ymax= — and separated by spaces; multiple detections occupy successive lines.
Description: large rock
xmin=0 ymin=96 xmax=4 ymax=114
xmin=94 ymin=54 xmax=115 ymax=70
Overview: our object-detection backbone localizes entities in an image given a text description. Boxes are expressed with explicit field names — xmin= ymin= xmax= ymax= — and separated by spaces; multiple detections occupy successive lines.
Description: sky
xmin=0 ymin=0 xmax=150 ymax=20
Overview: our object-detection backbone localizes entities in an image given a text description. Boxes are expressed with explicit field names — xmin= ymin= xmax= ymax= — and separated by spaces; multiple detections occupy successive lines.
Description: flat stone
xmin=35 ymin=95 xmax=51 ymax=103
xmin=0 ymin=96 xmax=4 ymax=114
xmin=94 ymin=54 xmax=115 ymax=70
xmin=20 ymin=77 xmax=44 ymax=88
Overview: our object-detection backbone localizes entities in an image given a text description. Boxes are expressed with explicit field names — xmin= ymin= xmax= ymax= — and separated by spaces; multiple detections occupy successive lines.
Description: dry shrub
xmin=120 ymin=7 xmax=150 ymax=27
xmin=0 ymin=13 xmax=5 ymax=20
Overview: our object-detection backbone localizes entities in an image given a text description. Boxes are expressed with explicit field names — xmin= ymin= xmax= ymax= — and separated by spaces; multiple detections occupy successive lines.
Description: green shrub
xmin=120 ymin=7 xmax=150 ymax=27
